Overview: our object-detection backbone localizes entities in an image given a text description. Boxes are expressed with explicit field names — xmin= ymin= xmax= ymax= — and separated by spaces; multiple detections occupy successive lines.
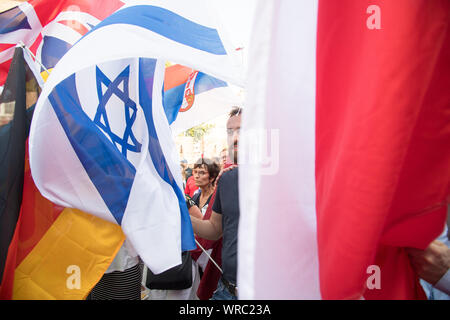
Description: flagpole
xmin=18 ymin=41 xmax=50 ymax=77
xmin=195 ymin=239 xmax=223 ymax=274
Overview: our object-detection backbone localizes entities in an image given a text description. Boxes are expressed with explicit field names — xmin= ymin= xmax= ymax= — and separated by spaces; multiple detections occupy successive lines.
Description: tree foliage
xmin=184 ymin=123 xmax=215 ymax=143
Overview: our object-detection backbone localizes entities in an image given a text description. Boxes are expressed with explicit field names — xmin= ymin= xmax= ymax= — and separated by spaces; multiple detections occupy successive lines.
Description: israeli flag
xmin=29 ymin=0 xmax=243 ymax=273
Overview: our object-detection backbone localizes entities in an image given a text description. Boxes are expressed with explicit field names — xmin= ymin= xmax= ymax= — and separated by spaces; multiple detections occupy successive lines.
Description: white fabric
xmin=421 ymin=225 xmax=450 ymax=298
xmin=238 ymin=0 xmax=321 ymax=299
xmin=170 ymin=85 xmax=243 ymax=135
xmin=0 ymin=2 xmax=41 ymax=64
xmin=21 ymin=45 xmax=45 ymax=88
xmin=106 ymin=240 xmax=139 ymax=273
xmin=29 ymin=1 xmax=243 ymax=274
xmin=435 ymin=269 xmax=450 ymax=296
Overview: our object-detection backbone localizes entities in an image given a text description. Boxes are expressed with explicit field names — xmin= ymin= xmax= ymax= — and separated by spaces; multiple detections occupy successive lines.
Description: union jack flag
xmin=0 ymin=0 xmax=124 ymax=86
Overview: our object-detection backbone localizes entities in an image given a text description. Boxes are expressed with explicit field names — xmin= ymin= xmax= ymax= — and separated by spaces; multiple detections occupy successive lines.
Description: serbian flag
xmin=163 ymin=64 xmax=241 ymax=135
xmin=29 ymin=0 xmax=242 ymax=274
xmin=0 ymin=0 xmax=124 ymax=87
xmin=238 ymin=0 xmax=450 ymax=299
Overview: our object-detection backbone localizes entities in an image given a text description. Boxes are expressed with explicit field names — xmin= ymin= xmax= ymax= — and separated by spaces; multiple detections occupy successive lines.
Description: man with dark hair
xmin=226 ymin=106 xmax=241 ymax=165
xmin=189 ymin=107 xmax=242 ymax=300
xmin=228 ymin=106 xmax=242 ymax=117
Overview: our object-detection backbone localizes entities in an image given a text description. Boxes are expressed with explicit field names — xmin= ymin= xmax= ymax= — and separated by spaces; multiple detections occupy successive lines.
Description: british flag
xmin=0 ymin=0 xmax=124 ymax=87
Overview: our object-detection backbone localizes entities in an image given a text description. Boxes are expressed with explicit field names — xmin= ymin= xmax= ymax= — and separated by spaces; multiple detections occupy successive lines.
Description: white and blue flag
xmin=29 ymin=0 xmax=243 ymax=273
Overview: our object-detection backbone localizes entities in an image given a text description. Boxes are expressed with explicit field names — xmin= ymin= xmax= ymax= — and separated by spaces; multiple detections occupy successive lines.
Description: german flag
xmin=0 ymin=47 xmax=125 ymax=300
xmin=0 ymin=47 xmax=31 ymax=298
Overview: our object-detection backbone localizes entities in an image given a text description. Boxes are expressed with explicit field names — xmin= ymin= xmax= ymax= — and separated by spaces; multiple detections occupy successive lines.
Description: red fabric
xmin=190 ymin=164 xmax=237 ymax=299
xmin=315 ymin=0 xmax=450 ymax=299
xmin=0 ymin=0 xmax=124 ymax=86
xmin=184 ymin=176 xmax=199 ymax=198
xmin=0 ymin=143 xmax=63 ymax=299
xmin=191 ymin=190 xmax=223 ymax=300
xmin=30 ymin=0 xmax=123 ymax=22
xmin=15 ymin=152 xmax=63 ymax=266
xmin=164 ymin=64 xmax=193 ymax=91
xmin=0 ymin=210 xmax=21 ymax=300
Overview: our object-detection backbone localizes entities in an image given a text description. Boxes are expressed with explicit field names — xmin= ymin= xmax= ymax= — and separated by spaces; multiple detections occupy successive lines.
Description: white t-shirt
xmin=106 ymin=240 xmax=139 ymax=273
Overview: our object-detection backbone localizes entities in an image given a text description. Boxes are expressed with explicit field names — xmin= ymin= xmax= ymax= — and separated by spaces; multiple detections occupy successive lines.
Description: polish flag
xmin=238 ymin=0 xmax=449 ymax=299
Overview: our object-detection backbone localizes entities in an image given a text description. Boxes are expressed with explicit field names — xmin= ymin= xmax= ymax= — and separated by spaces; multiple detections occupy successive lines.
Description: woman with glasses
xmin=190 ymin=158 xmax=220 ymax=218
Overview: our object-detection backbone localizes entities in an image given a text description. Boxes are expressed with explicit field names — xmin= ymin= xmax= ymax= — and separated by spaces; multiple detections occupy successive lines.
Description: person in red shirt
xmin=184 ymin=171 xmax=199 ymax=197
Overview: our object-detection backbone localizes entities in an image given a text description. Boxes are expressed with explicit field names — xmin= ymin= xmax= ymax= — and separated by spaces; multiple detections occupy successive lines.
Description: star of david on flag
xmin=29 ymin=0 xmax=243 ymax=274
xmin=94 ymin=65 xmax=142 ymax=157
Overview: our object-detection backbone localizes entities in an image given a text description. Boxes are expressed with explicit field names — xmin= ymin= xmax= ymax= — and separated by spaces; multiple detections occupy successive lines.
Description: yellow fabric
xmin=40 ymin=69 xmax=52 ymax=82
xmin=13 ymin=208 xmax=125 ymax=300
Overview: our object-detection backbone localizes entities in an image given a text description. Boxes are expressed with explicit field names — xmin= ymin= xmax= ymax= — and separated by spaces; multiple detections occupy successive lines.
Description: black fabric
xmin=192 ymin=190 xmax=212 ymax=210
xmin=212 ymin=168 xmax=239 ymax=285
xmin=0 ymin=48 xmax=28 ymax=282
xmin=145 ymin=251 xmax=192 ymax=290
xmin=192 ymin=191 xmax=201 ymax=206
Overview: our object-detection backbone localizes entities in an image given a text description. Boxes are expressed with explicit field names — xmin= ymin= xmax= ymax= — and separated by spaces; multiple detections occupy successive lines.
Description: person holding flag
xmin=27 ymin=0 xmax=244 ymax=299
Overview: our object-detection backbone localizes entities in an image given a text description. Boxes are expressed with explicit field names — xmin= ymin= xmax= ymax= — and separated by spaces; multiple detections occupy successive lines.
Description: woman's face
xmin=193 ymin=164 xmax=213 ymax=188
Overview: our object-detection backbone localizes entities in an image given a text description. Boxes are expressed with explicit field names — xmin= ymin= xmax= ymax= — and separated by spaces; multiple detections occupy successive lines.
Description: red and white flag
xmin=238 ymin=0 xmax=450 ymax=299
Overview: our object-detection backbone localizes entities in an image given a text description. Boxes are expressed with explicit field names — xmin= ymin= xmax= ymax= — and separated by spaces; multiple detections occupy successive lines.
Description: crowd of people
xmin=86 ymin=107 xmax=241 ymax=300
xmin=86 ymin=106 xmax=449 ymax=301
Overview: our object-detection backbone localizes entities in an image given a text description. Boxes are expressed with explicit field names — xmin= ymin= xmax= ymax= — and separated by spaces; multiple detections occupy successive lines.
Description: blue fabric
xmin=210 ymin=279 xmax=237 ymax=300
xmin=195 ymin=72 xmax=227 ymax=94
xmin=40 ymin=36 xmax=72 ymax=70
xmin=94 ymin=65 xmax=141 ymax=157
xmin=48 ymin=73 xmax=135 ymax=225
xmin=138 ymin=58 xmax=195 ymax=252
xmin=87 ymin=5 xmax=226 ymax=55
xmin=162 ymin=83 xmax=185 ymax=124
xmin=162 ymin=72 xmax=228 ymax=125
xmin=420 ymin=226 xmax=450 ymax=300
xmin=0 ymin=6 xmax=31 ymax=34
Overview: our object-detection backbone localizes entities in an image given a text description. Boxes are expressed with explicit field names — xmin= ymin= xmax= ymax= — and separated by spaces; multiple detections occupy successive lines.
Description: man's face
xmin=220 ymin=150 xmax=228 ymax=167
xmin=226 ymin=115 xmax=241 ymax=164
